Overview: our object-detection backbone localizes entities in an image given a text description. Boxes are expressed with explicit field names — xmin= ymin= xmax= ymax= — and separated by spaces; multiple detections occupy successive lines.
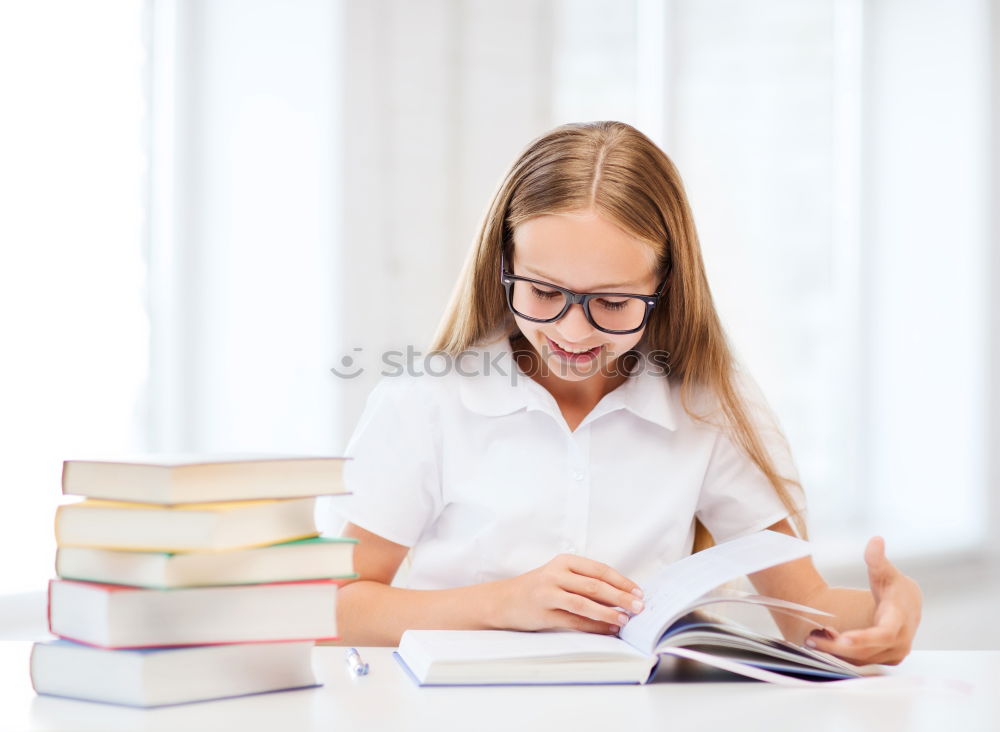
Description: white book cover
xmin=31 ymin=639 xmax=319 ymax=707
xmin=48 ymin=579 xmax=340 ymax=648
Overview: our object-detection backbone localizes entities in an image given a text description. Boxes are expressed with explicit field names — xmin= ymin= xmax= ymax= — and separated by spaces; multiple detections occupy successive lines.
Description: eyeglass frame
xmin=499 ymin=252 xmax=671 ymax=335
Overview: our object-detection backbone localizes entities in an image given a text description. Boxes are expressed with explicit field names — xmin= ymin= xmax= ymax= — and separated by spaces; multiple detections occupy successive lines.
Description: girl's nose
xmin=555 ymin=303 xmax=597 ymax=342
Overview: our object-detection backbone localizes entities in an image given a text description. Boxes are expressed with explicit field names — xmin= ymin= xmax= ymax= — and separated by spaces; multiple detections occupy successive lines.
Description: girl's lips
xmin=545 ymin=335 xmax=602 ymax=360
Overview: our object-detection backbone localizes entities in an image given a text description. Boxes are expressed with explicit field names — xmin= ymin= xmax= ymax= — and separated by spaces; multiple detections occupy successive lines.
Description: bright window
xmin=551 ymin=0 xmax=990 ymax=562
xmin=0 ymin=1 xmax=147 ymax=594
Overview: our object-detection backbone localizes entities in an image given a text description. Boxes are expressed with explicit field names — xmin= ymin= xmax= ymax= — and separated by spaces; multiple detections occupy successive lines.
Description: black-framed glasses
xmin=500 ymin=253 xmax=669 ymax=335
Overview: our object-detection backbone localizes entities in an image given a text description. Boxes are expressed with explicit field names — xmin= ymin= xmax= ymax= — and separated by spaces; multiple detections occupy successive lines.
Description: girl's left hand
xmin=805 ymin=536 xmax=922 ymax=666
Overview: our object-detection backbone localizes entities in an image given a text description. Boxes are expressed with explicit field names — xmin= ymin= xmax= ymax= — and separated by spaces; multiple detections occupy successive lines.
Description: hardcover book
xmin=55 ymin=497 xmax=319 ymax=552
xmin=56 ymin=537 xmax=358 ymax=588
xmin=61 ymin=454 xmax=349 ymax=504
xmin=48 ymin=579 xmax=340 ymax=648
xmin=31 ymin=640 xmax=319 ymax=707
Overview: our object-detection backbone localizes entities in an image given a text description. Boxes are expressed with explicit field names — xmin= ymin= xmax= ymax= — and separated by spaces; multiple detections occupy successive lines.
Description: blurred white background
xmin=0 ymin=0 xmax=997 ymax=649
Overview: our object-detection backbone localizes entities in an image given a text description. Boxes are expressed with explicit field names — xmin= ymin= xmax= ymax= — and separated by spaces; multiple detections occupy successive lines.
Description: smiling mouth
xmin=544 ymin=335 xmax=602 ymax=359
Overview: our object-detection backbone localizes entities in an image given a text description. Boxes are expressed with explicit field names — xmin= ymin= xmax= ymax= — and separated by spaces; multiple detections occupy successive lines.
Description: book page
xmin=683 ymin=588 xmax=833 ymax=626
xmin=619 ymin=530 xmax=812 ymax=653
xmin=399 ymin=629 xmax=648 ymax=663
xmin=64 ymin=453 xmax=337 ymax=466
xmin=657 ymin=646 xmax=820 ymax=686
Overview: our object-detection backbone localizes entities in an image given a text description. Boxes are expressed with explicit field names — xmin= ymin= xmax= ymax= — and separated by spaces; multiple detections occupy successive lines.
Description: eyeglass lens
xmin=509 ymin=280 xmax=647 ymax=332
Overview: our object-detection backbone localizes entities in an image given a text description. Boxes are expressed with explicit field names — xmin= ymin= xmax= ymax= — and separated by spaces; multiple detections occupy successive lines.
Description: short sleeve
xmin=328 ymin=376 xmax=443 ymax=547
xmin=694 ymin=369 xmax=806 ymax=543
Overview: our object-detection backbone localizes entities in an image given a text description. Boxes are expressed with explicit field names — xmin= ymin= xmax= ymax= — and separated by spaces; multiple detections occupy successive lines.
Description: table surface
xmin=1 ymin=644 xmax=997 ymax=732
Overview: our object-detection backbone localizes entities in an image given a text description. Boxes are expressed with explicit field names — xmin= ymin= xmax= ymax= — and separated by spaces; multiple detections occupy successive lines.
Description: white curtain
xmin=0 ymin=0 xmax=147 ymax=594
xmin=0 ymin=0 xmax=992 ymax=595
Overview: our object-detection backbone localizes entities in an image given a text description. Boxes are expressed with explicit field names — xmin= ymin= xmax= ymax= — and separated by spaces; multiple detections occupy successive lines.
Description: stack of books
xmin=30 ymin=455 xmax=355 ymax=707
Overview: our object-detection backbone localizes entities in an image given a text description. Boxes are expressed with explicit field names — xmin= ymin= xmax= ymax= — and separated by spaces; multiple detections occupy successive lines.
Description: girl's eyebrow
xmin=521 ymin=265 xmax=642 ymax=291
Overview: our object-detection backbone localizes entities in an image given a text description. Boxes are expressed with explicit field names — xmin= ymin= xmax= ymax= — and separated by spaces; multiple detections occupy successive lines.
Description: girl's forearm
xmin=333 ymin=579 xmax=508 ymax=646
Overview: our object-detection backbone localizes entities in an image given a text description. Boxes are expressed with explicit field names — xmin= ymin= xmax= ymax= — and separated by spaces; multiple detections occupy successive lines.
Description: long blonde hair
xmin=431 ymin=121 xmax=805 ymax=548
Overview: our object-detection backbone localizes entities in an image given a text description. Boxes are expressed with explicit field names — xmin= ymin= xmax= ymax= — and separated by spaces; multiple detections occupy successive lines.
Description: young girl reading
xmin=332 ymin=121 xmax=922 ymax=665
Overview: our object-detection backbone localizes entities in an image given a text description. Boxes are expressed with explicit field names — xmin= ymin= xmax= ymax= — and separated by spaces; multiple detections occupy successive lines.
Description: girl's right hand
xmin=490 ymin=554 xmax=645 ymax=634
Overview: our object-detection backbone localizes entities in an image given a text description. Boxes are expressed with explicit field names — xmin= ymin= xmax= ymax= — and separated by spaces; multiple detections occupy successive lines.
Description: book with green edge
xmin=56 ymin=537 xmax=357 ymax=589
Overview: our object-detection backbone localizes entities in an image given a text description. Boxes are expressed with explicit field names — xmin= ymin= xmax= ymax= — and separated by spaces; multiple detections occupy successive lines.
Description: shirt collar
xmin=457 ymin=335 xmax=678 ymax=431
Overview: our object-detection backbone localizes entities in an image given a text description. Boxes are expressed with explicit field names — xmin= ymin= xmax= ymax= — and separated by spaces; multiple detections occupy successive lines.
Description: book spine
xmin=59 ymin=461 xmax=68 ymax=497
xmin=28 ymin=643 xmax=40 ymax=696
xmin=52 ymin=507 xmax=62 ymax=548
xmin=45 ymin=578 xmax=54 ymax=636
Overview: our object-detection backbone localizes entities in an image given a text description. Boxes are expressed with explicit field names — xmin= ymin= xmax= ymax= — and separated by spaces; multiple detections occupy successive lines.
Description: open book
xmin=395 ymin=531 xmax=882 ymax=686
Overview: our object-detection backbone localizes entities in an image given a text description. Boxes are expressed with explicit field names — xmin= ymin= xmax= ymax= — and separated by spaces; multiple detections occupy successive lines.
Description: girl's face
xmin=510 ymin=209 xmax=661 ymax=383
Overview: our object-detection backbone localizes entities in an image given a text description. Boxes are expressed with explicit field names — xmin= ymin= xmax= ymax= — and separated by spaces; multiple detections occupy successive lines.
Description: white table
xmin=2 ymin=644 xmax=997 ymax=732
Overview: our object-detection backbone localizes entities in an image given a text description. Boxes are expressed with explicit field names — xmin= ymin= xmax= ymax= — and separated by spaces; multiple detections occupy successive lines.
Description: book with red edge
xmin=48 ymin=578 xmax=341 ymax=649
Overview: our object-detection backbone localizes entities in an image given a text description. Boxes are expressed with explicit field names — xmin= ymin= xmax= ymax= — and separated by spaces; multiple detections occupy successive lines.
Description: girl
xmin=332 ymin=121 xmax=922 ymax=665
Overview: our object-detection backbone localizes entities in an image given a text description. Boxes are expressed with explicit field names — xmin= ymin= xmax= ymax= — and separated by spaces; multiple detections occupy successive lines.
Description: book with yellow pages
xmin=55 ymin=497 xmax=318 ymax=552
xmin=395 ymin=532 xmax=883 ymax=686
xmin=61 ymin=453 xmax=350 ymax=504
xmin=56 ymin=537 xmax=357 ymax=588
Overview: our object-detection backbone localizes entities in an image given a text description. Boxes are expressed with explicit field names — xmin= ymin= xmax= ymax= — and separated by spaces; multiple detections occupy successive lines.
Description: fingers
xmin=805 ymin=631 xmax=908 ymax=666
xmin=840 ymin=624 xmax=899 ymax=651
xmin=864 ymin=536 xmax=898 ymax=587
xmin=558 ymin=571 xmax=645 ymax=617
xmin=544 ymin=555 xmax=644 ymax=633
xmin=548 ymin=609 xmax=622 ymax=635
xmin=562 ymin=554 xmax=644 ymax=599
xmin=805 ymin=606 xmax=907 ymax=664
xmin=805 ymin=633 xmax=906 ymax=665
xmin=552 ymin=590 xmax=632 ymax=628
xmin=864 ymin=535 xmax=885 ymax=567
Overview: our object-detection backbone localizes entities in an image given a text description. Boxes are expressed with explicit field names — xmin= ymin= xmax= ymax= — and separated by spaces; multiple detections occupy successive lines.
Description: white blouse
xmin=329 ymin=334 xmax=804 ymax=590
